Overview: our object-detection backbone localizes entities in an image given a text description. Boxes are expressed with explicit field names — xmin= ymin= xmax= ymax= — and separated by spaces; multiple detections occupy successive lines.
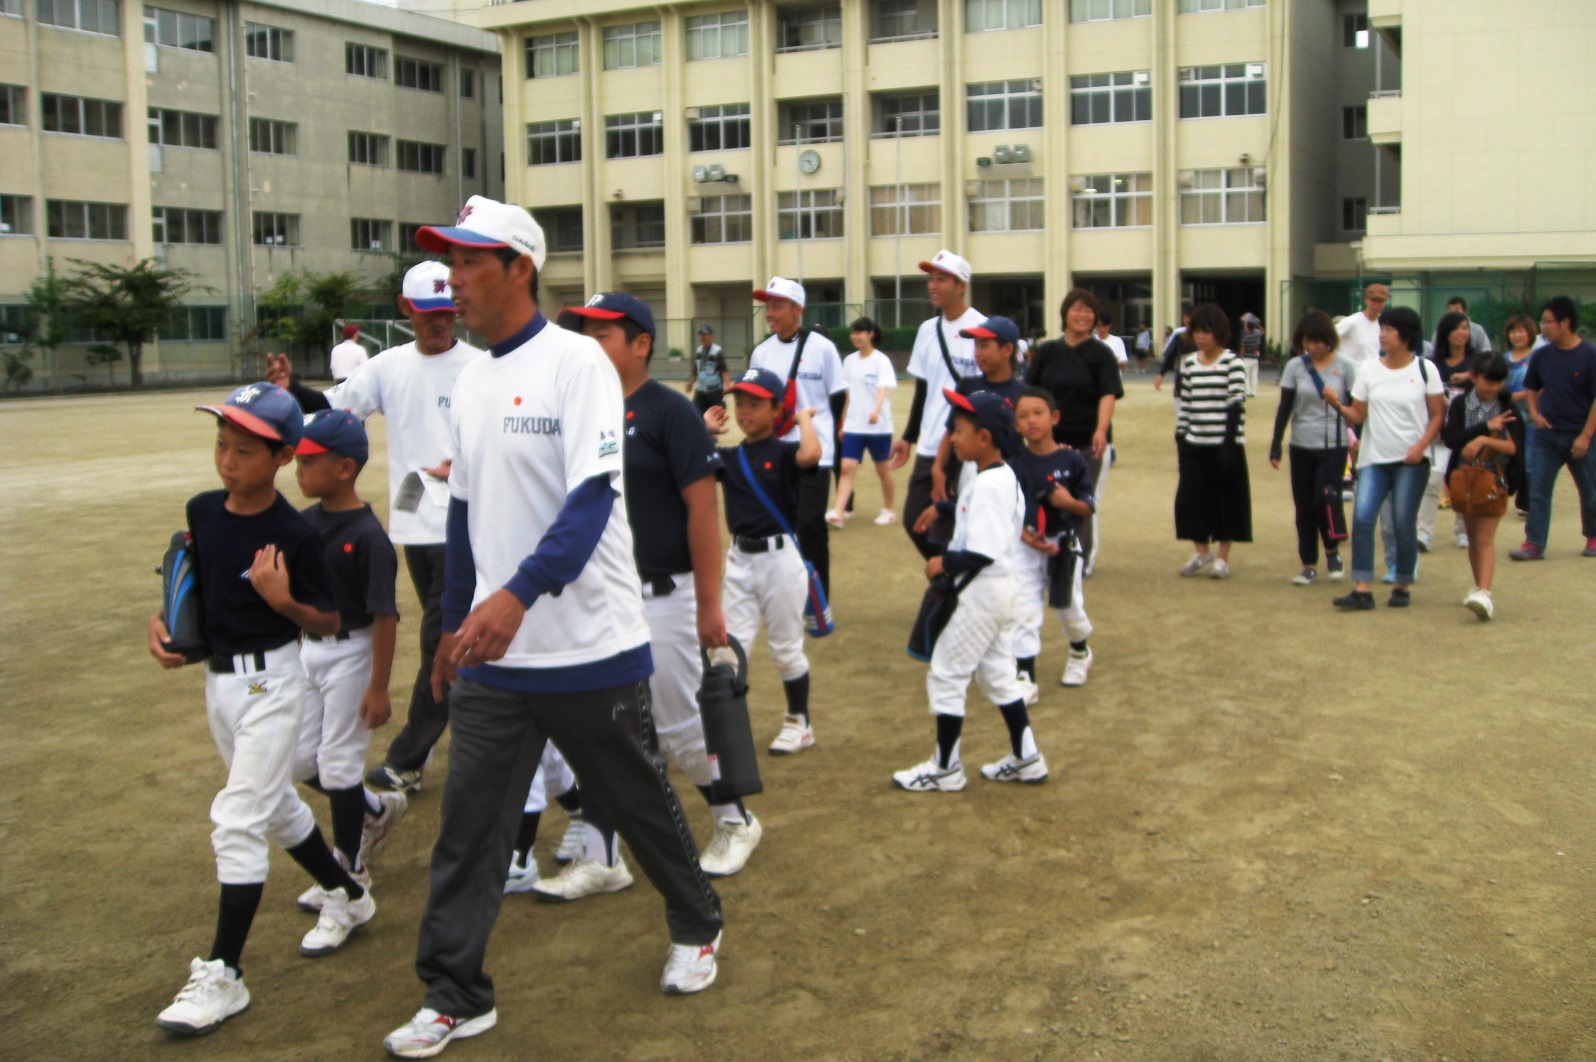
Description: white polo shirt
xmin=749 ymin=327 xmax=847 ymax=467
xmin=907 ymin=308 xmax=986 ymax=458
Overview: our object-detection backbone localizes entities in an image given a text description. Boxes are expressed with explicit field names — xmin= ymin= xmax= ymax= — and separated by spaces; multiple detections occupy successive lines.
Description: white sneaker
xmin=1209 ymin=559 xmax=1231 ymax=579
xmin=874 ymin=509 xmax=897 ymax=526
xmin=892 ymin=757 xmax=967 ymax=793
xmin=300 ymin=887 xmax=377 ymax=956
xmin=980 ymin=752 xmax=1050 ymax=784
xmin=504 ymin=850 xmax=540 ymax=894
xmin=698 ymin=812 xmax=763 ymax=878
xmin=661 ymin=931 xmax=722 ymax=995
xmin=555 ymin=813 xmax=585 ymax=865
xmin=155 ymin=957 xmax=250 ymax=1035
xmin=1016 ymin=675 xmax=1040 ymax=706
xmin=1464 ymin=588 xmax=1494 ymax=621
xmin=297 ymin=859 xmax=370 ymax=913
xmin=360 ymin=790 xmax=408 ymax=867
xmin=1455 ymin=531 xmax=1470 ymax=549
xmin=1178 ymin=552 xmax=1215 ymax=576
xmin=1061 ymin=647 xmax=1093 ymax=688
xmin=1292 ymin=567 xmax=1318 ymax=586
xmin=531 ymin=856 xmax=634 ymax=903
xmin=824 ymin=509 xmax=846 ymax=528
xmin=383 ymin=1007 xmax=497 ymax=1059
xmin=768 ymin=715 xmax=815 ymax=755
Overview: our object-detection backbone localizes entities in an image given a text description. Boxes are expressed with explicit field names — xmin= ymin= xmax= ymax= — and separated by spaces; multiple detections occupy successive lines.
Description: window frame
xmin=38 ymin=0 xmax=121 ymax=36
xmin=776 ymin=4 xmax=842 ymax=52
xmin=143 ymin=4 xmax=214 ymax=52
xmin=610 ymin=201 xmax=666 ymax=251
xmin=345 ymin=42 xmax=389 ymax=80
xmin=1071 ymin=172 xmax=1153 ymax=229
xmin=870 ymin=0 xmax=938 ymax=44
xmin=543 ymin=207 xmax=585 ymax=253
xmin=151 ymin=206 xmax=223 ymax=245
xmin=1 ymin=194 xmax=34 ymax=236
xmin=248 ymin=117 xmax=297 ymax=156
xmin=1178 ymin=0 xmax=1265 ymax=12
xmin=602 ymin=21 xmax=663 ymax=70
xmin=0 ymin=84 xmax=23 ymax=127
xmin=1343 ymin=13 xmax=1369 ymax=48
xmin=967 ymin=79 xmax=1043 ymax=132
xmin=688 ymin=103 xmax=752 ymax=152
xmin=1342 ymin=104 xmax=1367 ymax=140
xmin=526 ymin=118 xmax=583 ymax=166
xmin=396 ymin=139 xmax=447 ymax=175
xmin=873 ymin=90 xmax=940 ymax=138
xmin=1341 ymin=196 xmax=1368 ymax=234
xmin=690 ymin=193 xmax=753 ymax=245
xmin=777 ymin=98 xmax=844 ymax=144
xmin=968 ymin=177 xmax=1045 ymax=232
xmin=776 ymin=188 xmax=844 ymax=240
xmin=394 ymin=55 xmax=446 ymax=94
xmin=351 ymin=217 xmax=393 ymax=252
xmin=604 ymin=110 xmax=664 ymax=159
xmin=525 ymin=30 xmax=580 ymax=78
xmin=149 ymin=107 xmax=219 ymax=149
xmin=869 ymin=182 xmax=942 ymax=236
xmin=244 ymin=22 xmax=293 ymax=63
xmin=348 ymin=130 xmax=390 ymax=167
xmin=251 ymin=211 xmax=300 ymax=247
xmin=1178 ymin=62 xmax=1268 ymax=119
xmin=46 ymin=199 xmax=128 ymax=241
xmin=965 ymin=0 xmax=1041 ymax=33
xmin=1068 ymin=0 xmax=1150 ymax=23
xmin=41 ymin=93 xmax=124 ymax=139
xmin=1178 ymin=167 xmax=1266 ymax=225
xmin=685 ymin=10 xmax=749 ymax=61
xmin=1069 ymin=70 xmax=1152 ymax=126
xmin=161 ymin=304 xmax=227 ymax=342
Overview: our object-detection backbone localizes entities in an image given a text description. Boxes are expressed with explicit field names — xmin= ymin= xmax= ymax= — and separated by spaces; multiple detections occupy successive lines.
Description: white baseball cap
xmin=919 ymin=249 xmax=972 ymax=284
xmin=752 ymin=276 xmax=806 ymax=308
xmin=418 ymin=195 xmax=547 ymax=271
xmin=401 ymin=261 xmax=455 ymax=313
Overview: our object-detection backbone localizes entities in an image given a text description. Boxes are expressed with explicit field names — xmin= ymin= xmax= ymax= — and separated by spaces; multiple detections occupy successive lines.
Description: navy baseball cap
xmin=729 ymin=367 xmax=786 ymax=402
xmin=562 ymin=292 xmax=656 ymax=338
xmin=698 ymin=324 xmax=714 ymax=335
xmin=960 ymin=315 xmax=1020 ymax=347
xmin=296 ymin=409 xmax=369 ymax=467
xmin=943 ymin=387 xmax=1020 ymax=457
xmin=197 ymin=382 xmax=304 ymax=447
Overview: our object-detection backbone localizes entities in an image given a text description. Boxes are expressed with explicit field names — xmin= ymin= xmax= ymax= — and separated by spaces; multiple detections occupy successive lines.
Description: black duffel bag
xmin=907 ymin=572 xmax=974 ymax=662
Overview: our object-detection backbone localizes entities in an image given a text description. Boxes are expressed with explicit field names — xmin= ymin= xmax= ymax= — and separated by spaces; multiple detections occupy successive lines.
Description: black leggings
xmin=1288 ymin=445 xmax=1348 ymax=566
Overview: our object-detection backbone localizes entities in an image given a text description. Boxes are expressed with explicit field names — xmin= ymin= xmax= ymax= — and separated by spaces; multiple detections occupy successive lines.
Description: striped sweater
xmin=1175 ymin=350 xmax=1247 ymax=445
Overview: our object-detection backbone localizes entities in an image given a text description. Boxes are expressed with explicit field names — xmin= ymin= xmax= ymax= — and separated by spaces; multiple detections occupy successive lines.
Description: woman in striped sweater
xmin=1174 ymin=304 xmax=1253 ymax=578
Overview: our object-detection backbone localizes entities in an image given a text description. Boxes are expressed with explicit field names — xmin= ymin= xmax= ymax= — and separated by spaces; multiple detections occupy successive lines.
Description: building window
xmin=966 ymin=0 xmax=1041 ymax=32
xmin=605 ymin=111 xmax=663 ymax=159
xmin=161 ymin=305 xmax=226 ymax=341
xmin=144 ymin=5 xmax=213 ymax=51
xmin=873 ymin=91 xmax=939 ymax=137
xmin=39 ymin=0 xmax=121 ymax=35
xmin=527 ymin=118 xmax=582 ymax=165
xmin=399 ymin=222 xmax=427 ymax=253
xmin=1341 ymin=196 xmax=1367 ymax=233
xmin=346 ymin=43 xmax=388 ymax=80
xmin=461 ymin=147 xmax=476 ymax=179
xmin=148 ymin=108 xmax=217 ymax=149
xmin=1070 ymin=71 xmax=1151 ymax=125
xmin=611 ymin=202 xmax=665 ymax=251
xmin=602 ymin=21 xmax=662 ymax=70
xmin=691 ymin=194 xmax=752 ymax=244
xmin=1179 ymin=63 xmax=1267 ymax=118
xmin=351 ymin=218 xmax=392 ymax=251
xmin=1179 ymin=167 xmax=1265 ymax=224
xmin=348 ymin=131 xmax=389 ymax=166
xmin=395 ymin=56 xmax=446 ymax=93
xmin=1071 ymin=173 xmax=1152 ymax=228
xmin=248 ymin=118 xmax=297 ymax=155
xmin=967 ymin=79 xmax=1043 ymax=132
xmin=1068 ymin=0 xmax=1150 ymax=22
xmin=1 ymin=195 xmax=34 ymax=235
xmin=870 ymin=183 xmax=941 ymax=236
xmin=542 ymin=207 xmax=584 ymax=253
xmin=252 ymin=211 xmax=299 ymax=246
xmin=152 ymin=207 xmax=222 ymax=245
xmin=1178 ymin=0 xmax=1264 ymax=11
xmin=47 ymin=199 xmax=128 ymax=240
xmin=1343 ymin=13 xmax=1369 ymax=48
xmin=0 ymin=0 xmax=18 ymax=14
xmin=686 ymin=10 xmax=748 ymax=60
xmin=777 ymin=188 xmax=843 ymax=240
xmin=688 ymin=103 xmax=751 ymax=152
xmin=526 ymin=30 xmax=579 ymax=77
xmin=397 ymin=140 xmax=447 ymax=174
xmin=41 ymin=94 xmax=123 ymax=138
xmin=778 ymin=98 xmax=843 ymax=144
xmin=871 ymin=0 xmax=937 ymax=43
xmin=968 ymin=178 xmax=1044 ymax=232
xmin=1342 ymin=104 xmax=1367 ymax=139
xmin=244 ymin=22 xmax=293 ymax=62
xmin=0 ymin=84 xmax=23 ymax=126
xmin=776 ymin=4 xmax=842 ymax=52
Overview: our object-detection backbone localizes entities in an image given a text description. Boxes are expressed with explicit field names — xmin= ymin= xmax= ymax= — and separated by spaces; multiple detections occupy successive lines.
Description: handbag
xmin=1449 ymin=461 xmax=1508 ymax=517
xmin=907 ymin=571 xmax=973 ymax=662
xmin=735 ymin=447 xmax=835 ymax=637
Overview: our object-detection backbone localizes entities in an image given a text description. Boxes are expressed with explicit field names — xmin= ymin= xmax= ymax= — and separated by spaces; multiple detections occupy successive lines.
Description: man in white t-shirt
xmin=888 ymin=249 xmax=986 ymax=559
xmin=329 ymin=325 xmax=368 ymax=381
xmin=1335 ymin=283 xmax=1389 ymax=364
xmin=748 ymin=276 xmax=846 ymax=595
xmin=379 ymin=196 xmax=724 ymax=1060
xmin=1094 ymin=314 xmax=1129 ymax=366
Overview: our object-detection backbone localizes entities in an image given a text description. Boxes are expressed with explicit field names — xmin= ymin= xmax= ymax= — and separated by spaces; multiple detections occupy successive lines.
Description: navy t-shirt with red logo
xmin=1008 ymin=446 xmax=1096 ymax=537
xmin=717 ymin=436 xmax=801 ymax=539
xmin=302 ymin=502 xmax=399 ymax=632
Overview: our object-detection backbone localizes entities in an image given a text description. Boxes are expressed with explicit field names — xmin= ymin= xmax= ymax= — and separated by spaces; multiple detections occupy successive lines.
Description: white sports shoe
xmin=661 ymin=932 xmax=722 ymax=995
xmin=297 ymin=858 xmax=370 ymax=913
xmin=824 ymin=509 xmax=846 ymax=528
xmin=504 ymin=850 xmax=540 ymax=894
xmin=156 ymin=957 xmax=250 ymax=1035
xmin=1017 ymin=675 xmax=1041 ymax=706
xmin=874 ymin=509 xmax=897 ymax=526
xmin=555 ymin=813 xmax=585 ymax=865
xmin=1464 ymin=587 xmax=1494 ymax=621
xmin=699 ymin=812 xmax=763 ymax=877
xmin=300 ymin=886 xmax=377 ymax=957
xmin=980 ymin=752 xmax=1050 ymax=784
xmin=1061 ymin=647 xmax=1094 ymax=688
xmin=1209 ymin=558 xmax=1231 ymax=580
xmin=1455 ymin=531 xmax=1470 ymax=549
xmin=383 ymin=1007 xmax=498 ymax=1059
xmin=360 ymin=790 xmax=408 ymax=867
xmin=768 ymin=715 xmax=815 ymax=755
xmin=892 ymin=757 xmax=967 ymax=793
xmin=1178 ymin=552 xmax=1215 ymax=576
xmin=531 ymin=856 xmax=634 ymax=903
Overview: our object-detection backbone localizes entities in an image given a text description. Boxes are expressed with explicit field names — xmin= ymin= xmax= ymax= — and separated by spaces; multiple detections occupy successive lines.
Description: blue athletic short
xmin=841 ymin=432 xmax=892 ymax=463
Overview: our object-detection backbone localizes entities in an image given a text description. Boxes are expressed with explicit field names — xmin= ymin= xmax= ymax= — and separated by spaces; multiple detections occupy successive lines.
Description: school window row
xmin=0 ymin=301 xmax=227 ymax=342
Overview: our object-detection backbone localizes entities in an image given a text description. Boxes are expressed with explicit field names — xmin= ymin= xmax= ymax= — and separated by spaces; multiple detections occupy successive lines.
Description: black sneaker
xmin=1333 ymin=590 xmax=1375 ymax=611
xmin=1388 ymin=587 xmax=1411 ymax=608
xmin=1326 ymin=553 xmax=1344 ymax=580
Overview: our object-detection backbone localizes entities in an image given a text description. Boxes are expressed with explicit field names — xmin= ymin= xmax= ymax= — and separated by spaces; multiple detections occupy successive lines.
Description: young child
xmin=897 ymin=390 xmax=1047 ymax=791
xmin=1440 ymin=353 xmax=1523 ymax=620
xmin=1009 ymin=387 xmax=1097 ymax=690
xmin=928 ymin=316 xmax=1029 ymax=545
xmin=828 ymin=316 xmax=898 ymax=528
xmin=146 ymin=383 xmax=374 ymax=1037
xmin=289 ymin=410 xmax=406 ymax=917
xmin=719 ymin=367 xmax=821 ymax=754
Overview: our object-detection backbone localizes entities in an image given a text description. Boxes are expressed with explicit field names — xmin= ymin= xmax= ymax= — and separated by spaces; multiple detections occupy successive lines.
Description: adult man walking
xmin=1335 ymin=283 xmax=1389 ymax=364
xmin=686 ymin=324 xmax=729 ymax=414
xmin=329 ymin=324 xmax=368 ymax=381
xmin=1509 ymin=295 xmax=1596 ymax=561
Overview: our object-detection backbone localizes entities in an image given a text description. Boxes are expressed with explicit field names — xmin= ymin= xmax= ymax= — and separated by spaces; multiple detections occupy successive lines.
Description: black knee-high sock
xmin=209 ymin=882 xmax=264 ymax=976
xmin=515 ymin=810 xmax=541 ymax=856
xmin=1016 ymin=656 xmax=1036 ymax=683
xmin=326 ymin=785 xmax=367 ymax=870
xmin=782 ymin=673 xmax=811 ymax=722
xmin=554 ymin=785 xmax=582 ymax=815
xmin=1069 ymin=640 xmax=1088 ymax=653
xmin=997 ymin=700 xmax=1031 ymax=758
xmin=935 ymin=713 xmax=963 ymax=769
xmin=286 ymin=826 xmax=364 ymax=899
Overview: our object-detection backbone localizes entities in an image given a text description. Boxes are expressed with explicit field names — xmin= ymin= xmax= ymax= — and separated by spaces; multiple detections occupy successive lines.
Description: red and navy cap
xmin=296 ymin=409 xmax=369 ymax=467
xmin=943 ymin=387 xmax=1020 ymax=457
xmin=959 ymin=315 xmax=1020 ymax=347
xmin=729 ymin=367 xmax=787 ymax=401
xmin=560 ymin=291 xmax=656 ymax=338
xmin=196 ymin=382 xmax=304 ymax=447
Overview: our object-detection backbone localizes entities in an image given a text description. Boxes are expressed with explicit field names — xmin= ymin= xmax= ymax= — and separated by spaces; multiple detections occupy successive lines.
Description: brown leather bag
xmin=1448 ymin=452 xmax=1508 ymax=518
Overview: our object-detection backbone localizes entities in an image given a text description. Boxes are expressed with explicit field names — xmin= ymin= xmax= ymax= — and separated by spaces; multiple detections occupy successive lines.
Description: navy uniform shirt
xmin=1008 ymin=446 xmax=1096 ymax=537
xmin=303 ymin=502 xmax=400 ymax=632
xmin=717 ymin=436 xmax=800 ymax=539
xmin=186 ymin=490 xmax=337 ymax=655
xmin=624 ymin=378 xmax=722 ymax=577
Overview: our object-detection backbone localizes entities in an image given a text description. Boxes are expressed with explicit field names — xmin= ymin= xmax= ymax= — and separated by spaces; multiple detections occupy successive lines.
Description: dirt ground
xmin=3 ymin=375 xmax=1594 ymax=1062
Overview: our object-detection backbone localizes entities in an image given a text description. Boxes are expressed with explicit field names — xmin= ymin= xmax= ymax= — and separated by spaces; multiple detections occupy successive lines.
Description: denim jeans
xmin=1524 ymin=427 xmax=1596 ymax=547
xmin=1353 ymin=460 xmax=1429 ymax=583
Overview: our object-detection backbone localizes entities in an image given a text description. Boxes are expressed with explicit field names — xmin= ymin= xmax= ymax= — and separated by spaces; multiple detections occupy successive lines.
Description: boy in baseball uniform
xmin=146 ymin=383 xmax=374 ymax=1036
xmin=897 ymin=390 xmax=1048 ymax=792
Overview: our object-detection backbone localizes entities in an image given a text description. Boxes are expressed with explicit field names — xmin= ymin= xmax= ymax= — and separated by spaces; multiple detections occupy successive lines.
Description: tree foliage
xmin=61 ymin=258 xmax=206 ymax=388
xmin=257 ymin=269 xmax=362 ymax=366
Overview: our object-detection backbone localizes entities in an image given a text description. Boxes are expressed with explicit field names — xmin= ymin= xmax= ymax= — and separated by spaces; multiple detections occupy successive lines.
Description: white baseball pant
xmin=293 ymin=627 xmax=376 ymax=790
xmin=205 ymin=643 xmax=317 ymax=884
xmin=521 ymin=742 xmax=576 ymax=814
xmin=1012 ymin=538 xmax=1092 ymax=659
xmin=643 ymin=577 xmax=714 ymax=787
xmin=927 ymin=574 xmax=1029 ymax=717
xmin=723 ymin=539 xmax=809 ymax=682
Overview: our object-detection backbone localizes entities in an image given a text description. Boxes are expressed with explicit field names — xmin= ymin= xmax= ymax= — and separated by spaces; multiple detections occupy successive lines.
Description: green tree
xmin=61 ymin=258 xmax=206 ymax=388
xmin=256 ymin=269 xmax=362 ymax=372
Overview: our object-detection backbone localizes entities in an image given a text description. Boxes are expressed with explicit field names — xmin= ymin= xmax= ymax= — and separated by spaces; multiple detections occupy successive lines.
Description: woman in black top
xmin=1024 ymin=288 xmax=1124 ymax=574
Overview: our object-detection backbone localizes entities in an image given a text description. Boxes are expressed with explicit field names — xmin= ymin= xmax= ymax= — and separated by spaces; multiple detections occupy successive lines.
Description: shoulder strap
xmin=933 ymin=318 xmax=959 ymax=379
xmin=786 ymin=328 xmax=810 ymax=383
xmin=736 ymin=446 xmax=803 ymax=553
xmin=1417 ymin=355 xmax=1429 ymax=384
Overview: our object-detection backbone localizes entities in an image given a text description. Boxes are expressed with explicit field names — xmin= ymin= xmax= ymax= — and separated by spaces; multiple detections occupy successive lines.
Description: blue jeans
xmin=1352 ymin=461 xmax=1429 ymax=583
xmin=1524 ymin=427 xmax=1596 ymax=547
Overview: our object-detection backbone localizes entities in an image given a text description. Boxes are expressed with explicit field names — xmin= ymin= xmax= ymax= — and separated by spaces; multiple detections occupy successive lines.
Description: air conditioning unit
xmin=976 ymin=156 xmax=992 ymax=167
xmin=992 ymin=145 xmax=1014 ymax=164
xmin=692 ymin=165 xmax=709 ymax=183
xmin=706 ymin=164 xmax=725 ymax=181
xmin=1069 ymin=175 xmax=1088 ymax=193
xmin=721 ymin=172 xmax=739 ymax=184
xmin=1133 ymin=71 xmax=1149 ymax=84
xmin=685 ymin=107 xmax=702 ymax=121
xmin=686 ymin=196 xmax=703 ymax=213
xmin=1029 ymin=78 xmax=1042 ymax=92
xmin=1011 ymin=144 xmax=1032 ymax=164
xmin=1251 ymin=166 xmax=1267 ymax=186
xmin=1177 ymin=170 xmax=1195 ymax=188
xmin=964 ymin=180 xmax=982 ymax=199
